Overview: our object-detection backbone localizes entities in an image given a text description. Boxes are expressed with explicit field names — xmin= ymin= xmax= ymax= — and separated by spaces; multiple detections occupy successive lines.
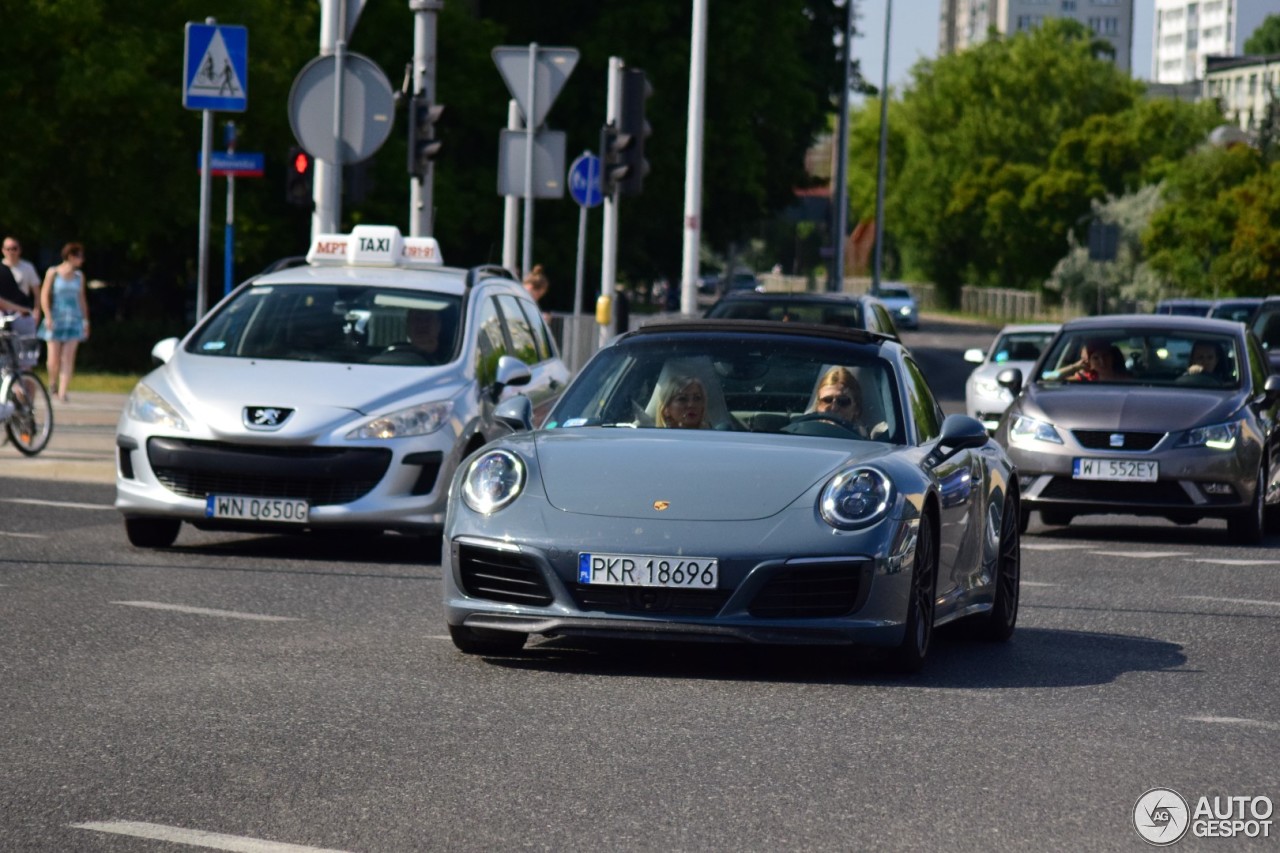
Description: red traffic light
xmin=292 ymin=150 xmax=312 ymax=174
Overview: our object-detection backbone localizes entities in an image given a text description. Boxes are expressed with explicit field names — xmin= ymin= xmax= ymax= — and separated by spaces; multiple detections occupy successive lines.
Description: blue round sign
xmin=568 ymin=153 xmax=603 ymax=208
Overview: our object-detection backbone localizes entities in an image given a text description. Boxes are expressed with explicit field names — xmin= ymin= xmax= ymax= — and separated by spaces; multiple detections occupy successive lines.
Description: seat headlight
xmin=820 ymin=467 xmax=893 ymax=529
xmin=462 ymin=450 xmax=526 ymax=514
xmin=1009 ymin=415 xmax=1063 ymax=445
xmin=1176 ymin=420 xmax=1240 ymax=451
xmin=347 ymin=401 xmax=453 ymax=439
xmin=126 ymin=383 xmax=188 ymax=431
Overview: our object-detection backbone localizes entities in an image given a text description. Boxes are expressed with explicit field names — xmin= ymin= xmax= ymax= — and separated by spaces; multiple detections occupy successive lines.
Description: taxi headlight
xmin=1009 ymin=415 xmax=1063 ymax=444
xmin=1176 ymin=420 xmax=1240 ymax=451
xmin=820 ymin=467 xmax=893 ymax=529
xmin=126 ymin=383 xmax=188 ymax=431
xmin=974 ymin=377 xmax=1002 ymax=396
xmin=462 ymin=450 xmax=525 ymax=514
xmin=347 ymin=401 xmax=453 ymax=439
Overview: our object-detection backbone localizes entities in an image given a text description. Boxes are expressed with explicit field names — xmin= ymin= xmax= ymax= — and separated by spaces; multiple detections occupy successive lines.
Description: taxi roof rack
xmin=466 ymin=264 xmax=516 ymax=289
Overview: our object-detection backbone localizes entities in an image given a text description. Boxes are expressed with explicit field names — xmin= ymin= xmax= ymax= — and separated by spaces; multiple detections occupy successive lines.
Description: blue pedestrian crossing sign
xmin=184 ymin=23 xmax=248 ymax=112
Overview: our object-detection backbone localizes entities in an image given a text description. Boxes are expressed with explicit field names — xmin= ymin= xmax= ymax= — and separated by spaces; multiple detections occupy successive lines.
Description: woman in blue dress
xmin=37 ymin=242 xmax=90 ymax=402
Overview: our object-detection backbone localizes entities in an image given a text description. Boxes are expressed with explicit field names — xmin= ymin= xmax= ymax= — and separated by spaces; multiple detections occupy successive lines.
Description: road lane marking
xmin=1187 ymin=558 xmax=1280 ymax=566
xmin=1182 ymin=595 xmax=1280 ymax=608
xmin=0 ymin=531 xmax=46 ymax=539
xmin=69 ymin=821 xmax=350 ymax=852
xmin=1089 ymin=551 xmax=1189 ymax=559
xmin=1 ymin=497 xmax=115 ymax=511
xmin=1188 ymin=716 xmax=1280 ymax=731
xmin=1021 ymin=543 xmax=1092 ymax=550
xmin=112 ymin=601 xmax=299 ymax=622
xmin=1020 ymin=581 xmax=1059 ymax=587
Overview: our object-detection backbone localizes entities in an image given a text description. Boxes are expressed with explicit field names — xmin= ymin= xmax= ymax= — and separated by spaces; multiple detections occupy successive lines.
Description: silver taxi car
xmin=116 ymin=225 xmax=569 ymax=547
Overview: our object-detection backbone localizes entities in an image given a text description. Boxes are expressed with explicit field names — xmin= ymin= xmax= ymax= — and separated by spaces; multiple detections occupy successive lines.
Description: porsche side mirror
xmin=493 ymin=395 xmax=533 ymax=432
xmin=925 ymin=414 xmax=990 ymax=468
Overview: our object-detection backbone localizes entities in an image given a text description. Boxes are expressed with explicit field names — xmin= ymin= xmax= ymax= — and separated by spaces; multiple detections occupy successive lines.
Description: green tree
xmin=1244 ymin=14 xmax=1280 ymax=54
xmin=886 ymin=19 xmax=1141 ymax=303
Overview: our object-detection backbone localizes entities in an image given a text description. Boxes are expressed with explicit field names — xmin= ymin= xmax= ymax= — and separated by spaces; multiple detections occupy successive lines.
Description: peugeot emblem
xmin=653 ymin=500 xmax=670 ymax=511
xmin=244 ymin=406 xmax=294 ymax=430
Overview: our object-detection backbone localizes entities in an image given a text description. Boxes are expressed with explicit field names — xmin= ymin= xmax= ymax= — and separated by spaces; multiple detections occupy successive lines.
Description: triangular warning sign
xmin=188 ymin=30 xmax=244 ymax=99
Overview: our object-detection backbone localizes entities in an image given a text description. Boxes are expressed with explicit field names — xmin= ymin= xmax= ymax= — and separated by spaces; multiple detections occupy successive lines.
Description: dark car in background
xmin=705 ymin=291 xmax=900 ymax=340
xmin=1154 ymin=298 xmax=1213 ymax=317
xmin=995 ymin=314 xmax=1280 ymax=542
xmin=1248 ymin=296 xmax=1280 ymax=374
xmin=1208 ymin=297 xmax=1263 ymax=324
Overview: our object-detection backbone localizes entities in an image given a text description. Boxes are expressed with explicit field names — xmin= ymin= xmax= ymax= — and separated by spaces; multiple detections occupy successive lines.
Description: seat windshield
xmin=546 ymin=334 xmax=905 ymax=443
xmin=1037 ymin=329 xmax=1241 ymax=388
xmin=186 ymin=284 xmax=463 ymax=365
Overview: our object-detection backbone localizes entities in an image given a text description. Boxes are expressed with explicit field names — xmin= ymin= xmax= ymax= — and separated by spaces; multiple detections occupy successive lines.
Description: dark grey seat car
xmin=995 ymin=314 xmax=1280 ymax=542
xmin=705 ymin=291 xmax=901 ymax=340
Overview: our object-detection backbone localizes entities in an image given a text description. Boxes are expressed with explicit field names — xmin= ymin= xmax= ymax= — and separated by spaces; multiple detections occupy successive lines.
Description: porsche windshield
xmin=186 ymin=284 xmax=463 ymax=365
xmin=547 ymin=334 xmax=905 ymax=443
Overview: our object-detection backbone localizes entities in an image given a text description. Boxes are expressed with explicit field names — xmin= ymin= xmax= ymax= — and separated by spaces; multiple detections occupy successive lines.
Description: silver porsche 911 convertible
xmin=442 ymin=320 xmax=1020 ymax=672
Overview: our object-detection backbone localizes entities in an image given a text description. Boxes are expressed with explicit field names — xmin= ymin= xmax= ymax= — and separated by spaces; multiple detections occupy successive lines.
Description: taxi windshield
xmin=186 ymin=284 xmax=463 ymax=366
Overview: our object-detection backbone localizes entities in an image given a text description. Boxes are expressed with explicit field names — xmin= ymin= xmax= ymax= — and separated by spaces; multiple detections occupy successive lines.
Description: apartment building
xmin=1153 ymin=0 xmax=1275 ymax=84
xmin=1203 ymin=53 xmax=1280 ymax=132
xmin=938 ymin=0 xmax=1136 ymax=73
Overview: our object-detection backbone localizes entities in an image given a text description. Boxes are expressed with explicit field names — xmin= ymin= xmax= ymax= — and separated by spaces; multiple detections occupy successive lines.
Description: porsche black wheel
xmin=884 ymin=515 xmax=937 ymax=674
xmin=976 ymin=494 xmax=1020 ymax=642
xmin=448 ymin=624 xmax=528 ymax=655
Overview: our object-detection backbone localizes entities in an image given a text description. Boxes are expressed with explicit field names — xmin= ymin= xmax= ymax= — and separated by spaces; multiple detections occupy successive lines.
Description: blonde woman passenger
xmin=655 ymin=373 xmax=711 ymax=429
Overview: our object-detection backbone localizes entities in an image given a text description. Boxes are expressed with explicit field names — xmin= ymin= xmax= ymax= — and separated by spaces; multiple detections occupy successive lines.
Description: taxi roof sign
xmin=306 ymin=225 xmax=443 ymax=267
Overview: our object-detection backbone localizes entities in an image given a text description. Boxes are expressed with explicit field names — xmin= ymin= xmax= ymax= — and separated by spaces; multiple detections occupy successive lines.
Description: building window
xmin=1103 ymin=17 xmax=1119 ymax=35
xmin=1062 ymin=0 xmax=1077 ymax=9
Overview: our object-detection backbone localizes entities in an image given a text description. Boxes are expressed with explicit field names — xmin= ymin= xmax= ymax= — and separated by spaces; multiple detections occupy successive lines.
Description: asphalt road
xmin=2 ymin=317 xmax=1277 ymax=852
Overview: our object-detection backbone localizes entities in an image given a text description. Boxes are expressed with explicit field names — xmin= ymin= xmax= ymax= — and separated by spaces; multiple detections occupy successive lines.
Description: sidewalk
xmin=0 ymin=392 xmax=125 ymax=485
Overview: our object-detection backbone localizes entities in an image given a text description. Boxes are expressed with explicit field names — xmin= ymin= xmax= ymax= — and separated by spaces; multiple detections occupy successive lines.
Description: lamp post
xmin=829 ymin=0 xmax=856 ymax=293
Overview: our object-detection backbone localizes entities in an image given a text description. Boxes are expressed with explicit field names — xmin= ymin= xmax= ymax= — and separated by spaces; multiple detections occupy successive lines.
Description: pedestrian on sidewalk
xmin=2 ymin=236 xmax=41 ymax=331
xmin=37 ymin=241 xmax=90 ymax=403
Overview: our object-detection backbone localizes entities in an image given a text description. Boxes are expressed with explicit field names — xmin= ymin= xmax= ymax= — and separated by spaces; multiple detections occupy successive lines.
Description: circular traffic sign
xmin=568 ymin=153 xmax=603 ymax=208
xmin=288 ymin=53 xmax=395 ymax=164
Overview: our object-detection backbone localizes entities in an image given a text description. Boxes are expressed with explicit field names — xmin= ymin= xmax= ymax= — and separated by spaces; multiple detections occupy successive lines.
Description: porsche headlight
xmin=347 ymin=401 xmax=453 ymax=439
xmin=1008 ymin=415 xmax=1063 ymax=445
xmin=1175 ymin=420 xmax=1240 ymax=451
xmin=126 ymin=383 xmax=188 ymax=431
xmin=462 ymin=450 xmax=526 ymax=514
xmin=820 ymin=467 xmax=893 ymax=529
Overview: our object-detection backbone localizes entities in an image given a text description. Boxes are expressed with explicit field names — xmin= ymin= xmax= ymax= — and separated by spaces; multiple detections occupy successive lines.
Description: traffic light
xmin=407 ymin=93 xmax=444 ymax=178
xmin=617 ymin=68 xmax=652 ymax=195
xmin=285 ymin=146 xmax=313 ymax=208
xmin=599 ymin=121 xmax=631 ymax=197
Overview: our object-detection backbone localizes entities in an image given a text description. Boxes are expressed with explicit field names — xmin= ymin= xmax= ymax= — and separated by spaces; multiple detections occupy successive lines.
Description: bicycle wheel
xmin=3 ymin=371 xmax=54 ymax=455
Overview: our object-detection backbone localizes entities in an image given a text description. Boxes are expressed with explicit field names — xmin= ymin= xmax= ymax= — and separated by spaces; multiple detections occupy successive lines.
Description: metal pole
xmin=521 ymin=43 xmax=539 ymax=280
xmin=197 ymin=104 xmax=213 ymax=319
xmin=409 ymin=0 xmax=443 ymax=237
xmin=502 ymin=99 xmax=520 ymax=276
xmin=313 ymin=0 xmax=340 ymax=239
xmin=872 ymin=0 xmax=892 ymax=293
xmin=572 ymin=199 xmax=588 ymax=372
xmin=224 ymin=120 xmax=236 ymax=297
xmin=679 ymin=0 xmax=708 ymax=316
xmin=600 ymin=57 xmax=622 ymax=348
xmin=830 ymin=0 xmax=855 ymax=293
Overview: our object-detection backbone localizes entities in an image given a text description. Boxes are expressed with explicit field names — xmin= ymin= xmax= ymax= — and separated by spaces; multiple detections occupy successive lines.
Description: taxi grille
xmin=1072 ymin=430 xmax=1165 ymax=451
xmin=1039 ymin=478 xmax=1191 ymax=505
xmin=457 ymin=544 xmax=553 ymax=606
xmin=748 ymin=561 xmax=866 ymax=618
xmin=147 ymin=438 xmax=390 ymax=505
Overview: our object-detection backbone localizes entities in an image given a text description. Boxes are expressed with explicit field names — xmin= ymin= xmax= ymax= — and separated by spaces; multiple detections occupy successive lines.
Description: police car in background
xmin=115 ymin=225 xmax=569 ymax=548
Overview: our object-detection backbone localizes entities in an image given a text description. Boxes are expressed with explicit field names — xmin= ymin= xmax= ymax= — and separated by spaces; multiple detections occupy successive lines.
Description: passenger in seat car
xmin=654 ymin=373 xmax=711 ymax=429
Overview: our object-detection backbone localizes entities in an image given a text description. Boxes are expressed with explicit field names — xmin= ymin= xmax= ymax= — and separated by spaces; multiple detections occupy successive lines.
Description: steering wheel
xmin=787 ymin=411 xmax=861 ymax=433
xmin=379 ymin=343 xmax=435 ymax=363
